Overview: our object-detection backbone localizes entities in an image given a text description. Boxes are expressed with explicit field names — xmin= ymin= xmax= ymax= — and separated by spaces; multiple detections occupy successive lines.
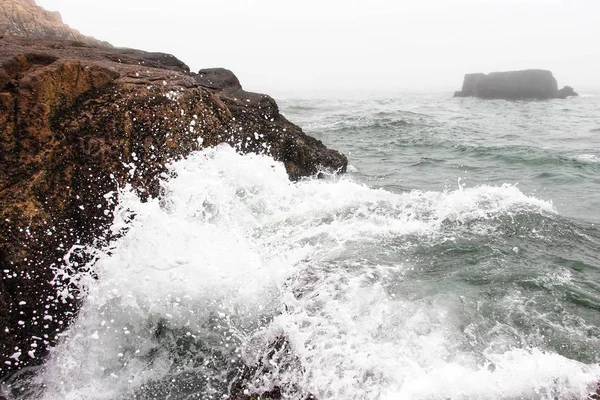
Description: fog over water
xmin=37 ymin=0 xmax=600 ymax=95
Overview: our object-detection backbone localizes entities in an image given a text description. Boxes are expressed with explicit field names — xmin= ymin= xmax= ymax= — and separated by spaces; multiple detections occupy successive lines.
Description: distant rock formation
xmin=0 ymin=0 xmax=110 ymax=46
xmin=0 ymin=35 xmax=346 ymax=381
xmin=557 ymin=85 xmax=578 ymax=98
xmin=454 ymin=69 xmax=578 ymax=100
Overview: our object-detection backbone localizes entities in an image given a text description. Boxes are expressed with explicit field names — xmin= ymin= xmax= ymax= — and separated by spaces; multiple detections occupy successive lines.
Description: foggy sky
xmin=37 ymin=0 xmax=600 ymax=95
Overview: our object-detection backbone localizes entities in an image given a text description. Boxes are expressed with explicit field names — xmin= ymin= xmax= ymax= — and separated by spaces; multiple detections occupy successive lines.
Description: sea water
xmin=12 ymin=92 xmax=600 ymax=399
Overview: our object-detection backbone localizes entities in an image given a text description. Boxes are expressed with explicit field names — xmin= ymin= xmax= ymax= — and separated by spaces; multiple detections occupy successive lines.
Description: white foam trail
xmin=267 ymin=251 xmax=599 ymax=399
xmin=578 ymin=154 xmax=600 ymax=163
xmin=383 ymin=348 xmax=598 ymax=400
xmin=275 ymin=273 xmax=599 ymax=399
xmin=35 ymin=145 xmax=597 ymax=400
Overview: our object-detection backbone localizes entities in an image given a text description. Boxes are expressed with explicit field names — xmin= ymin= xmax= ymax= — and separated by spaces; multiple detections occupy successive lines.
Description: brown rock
xmin=0 ymin=36 xmax=347 ymax=379
xmin=196 ymin=67 xmax=242 ymax=90
xmin=0 ymin=0 xmax=110 ymax=46
xmin=589 ymin=382 xmax=600 ymax=399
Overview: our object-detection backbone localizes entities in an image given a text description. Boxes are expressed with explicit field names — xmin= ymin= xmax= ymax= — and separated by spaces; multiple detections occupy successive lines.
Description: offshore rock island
xmin=454 ymin=69 xmax=578 ymax=100
xmin=0 ymin=2 xmax=346 ymax=395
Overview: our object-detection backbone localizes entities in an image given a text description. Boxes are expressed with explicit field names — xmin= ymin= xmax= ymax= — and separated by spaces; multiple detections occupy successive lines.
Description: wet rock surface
xmin=0 ymin=35 xmax=347 ymax=381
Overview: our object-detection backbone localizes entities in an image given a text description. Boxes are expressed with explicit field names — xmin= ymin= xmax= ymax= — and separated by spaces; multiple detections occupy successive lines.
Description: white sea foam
xmin=36 ymin=145 xmax=598 ymax=400
xmin=578 ymin=153 xmax=600 ymax=163
xmin=382 ymin=348 xmax=598 ymax=400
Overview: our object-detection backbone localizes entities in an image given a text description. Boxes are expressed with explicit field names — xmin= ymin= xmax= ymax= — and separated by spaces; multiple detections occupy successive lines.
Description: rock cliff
xmin=0 ymin=35 xmax=347 ymax=382
xmin=454 ymin=69 xmax=578 ymax=100
xmin=0 ymin=0 xmax=109 ymax=46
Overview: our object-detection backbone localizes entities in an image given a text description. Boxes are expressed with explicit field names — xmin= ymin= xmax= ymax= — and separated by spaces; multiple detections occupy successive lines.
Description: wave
xmin=296 ymin=113 xmax=600 ymax=175
xmin=577 ymin=154 xmax=600 ymax=164
xmin=22 ymin=146 xmax=598 ymax=400
xmin=459 ymin=146 xmax=600 ymax=171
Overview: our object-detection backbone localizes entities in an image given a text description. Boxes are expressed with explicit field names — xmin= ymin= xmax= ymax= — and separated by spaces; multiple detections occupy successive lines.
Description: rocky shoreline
xmin=0 ymin=0 xmax=109 ymax=46
xmin=0 ymin=33 xmax=345 ymax=397
xmin=1 ymin=1 xmax=597 ymax=399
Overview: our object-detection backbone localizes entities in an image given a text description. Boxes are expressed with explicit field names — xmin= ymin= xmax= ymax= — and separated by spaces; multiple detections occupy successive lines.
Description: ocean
xmin=8 ymin=92 xmax=600 ymax=399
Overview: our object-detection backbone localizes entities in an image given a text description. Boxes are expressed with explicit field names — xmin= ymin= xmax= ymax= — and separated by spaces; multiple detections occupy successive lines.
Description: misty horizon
xmin=36 ymin=0 xmax=600 ymax=96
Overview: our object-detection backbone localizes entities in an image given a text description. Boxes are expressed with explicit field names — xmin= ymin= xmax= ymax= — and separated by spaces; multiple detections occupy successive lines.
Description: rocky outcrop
xmin=0 ymin=0 xmax=109 ymax=46
xmin=453 ymin=69 xmax=578 ymax=100
xmin=557 ymin=85 xmax=578 ymax=98
xmin=0 ymin=35 xmax=347 ymax=380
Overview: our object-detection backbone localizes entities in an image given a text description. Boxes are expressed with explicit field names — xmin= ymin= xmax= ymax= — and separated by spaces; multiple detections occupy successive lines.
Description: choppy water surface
xmin=12 ymin=93 xmax=600 ymax=399
xmin=281 ymin=93 xmax=600 ymax=223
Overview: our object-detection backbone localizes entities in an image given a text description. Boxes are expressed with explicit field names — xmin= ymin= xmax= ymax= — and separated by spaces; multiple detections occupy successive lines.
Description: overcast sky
xmin=37 ymin=0 xmax=600 ymax=95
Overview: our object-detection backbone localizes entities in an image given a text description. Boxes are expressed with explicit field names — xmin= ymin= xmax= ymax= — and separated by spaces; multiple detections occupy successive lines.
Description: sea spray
xmin=24 ymin=145 xmax=600 ymax=399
